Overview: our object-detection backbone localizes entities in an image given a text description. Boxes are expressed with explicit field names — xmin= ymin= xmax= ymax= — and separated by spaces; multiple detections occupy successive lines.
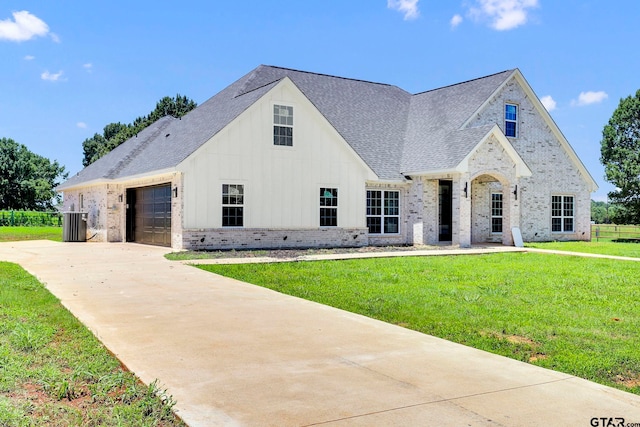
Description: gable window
xmin=222 ymin=184 xmax=244 ymax=227
xmin=491 ymin=193 xmax=503 ymax=233
xmin=367 ymin=190 xmax=400 ymax=234
xmin=273 ymin=105 xmax=293 ymax=146
xmin=552 ymin=195 xmax=574 ymax=233
xmin=319 ymin=188 xmax=337 ymax=227
xmin=505 ymin=104 xmax=518 ymax=137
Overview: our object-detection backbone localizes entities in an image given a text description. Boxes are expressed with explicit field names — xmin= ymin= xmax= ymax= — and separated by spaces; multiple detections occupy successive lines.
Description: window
xmin=367 ymin=190 xmax=400 ymax=234
xmin=552 ymin=195 xmax=574 ymax=232
xmin=505 ymin=104 xmax=518 ymax=137
xmin=273 ymin=105 xmax=293 ymax=146
xmin=319 ymin=188 xmax=337 ymax=227
xmin=491 ymin=193 xmax=503 ymax=233
xmin=222 ymin=184 xmax=244 ymax=227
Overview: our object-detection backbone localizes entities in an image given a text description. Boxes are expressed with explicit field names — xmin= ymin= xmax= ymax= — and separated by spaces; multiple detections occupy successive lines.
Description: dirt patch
xmin=173 ymin=244 xmax=478 ymax=260
xmin=506 ymin=335 xmax=537 ymax=345
xmin=529 ymin=353 xmax=548 ymax=363
xmin=614 ymin=373 xmax=640 ymax=389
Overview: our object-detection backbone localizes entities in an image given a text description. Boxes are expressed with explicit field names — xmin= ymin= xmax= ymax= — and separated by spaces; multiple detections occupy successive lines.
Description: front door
xmin=439 ymin=180 xmax=452 ymax=241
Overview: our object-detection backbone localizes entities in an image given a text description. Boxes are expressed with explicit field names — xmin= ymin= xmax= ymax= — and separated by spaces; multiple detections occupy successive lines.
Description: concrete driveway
xmin=1 ymin=240 xmax=639 ymax=426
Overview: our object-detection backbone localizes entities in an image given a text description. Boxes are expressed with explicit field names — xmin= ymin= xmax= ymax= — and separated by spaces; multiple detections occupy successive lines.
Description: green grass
xmin=526 ymin=241 xmax=640 ymax=258
xmin=0 ymin=262 xmax=185 ymax=426
xmin=200 ymin=253 xmax=640 ymax=394
xmin=0 ymin=226 xmax=63 ymax=242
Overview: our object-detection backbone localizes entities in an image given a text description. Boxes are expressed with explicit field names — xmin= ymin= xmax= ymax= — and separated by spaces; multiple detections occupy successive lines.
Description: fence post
xmin=10 ymin=210 xmax=14 ymax=226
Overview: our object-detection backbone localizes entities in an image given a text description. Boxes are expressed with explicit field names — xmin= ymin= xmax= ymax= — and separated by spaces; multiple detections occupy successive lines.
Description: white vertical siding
xmin=178 ymin=79 xmax=377 ymax=229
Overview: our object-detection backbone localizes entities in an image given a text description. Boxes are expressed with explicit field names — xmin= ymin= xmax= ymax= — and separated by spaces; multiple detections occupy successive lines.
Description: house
xmin=56 ymin=65 xmax=598 ymax=250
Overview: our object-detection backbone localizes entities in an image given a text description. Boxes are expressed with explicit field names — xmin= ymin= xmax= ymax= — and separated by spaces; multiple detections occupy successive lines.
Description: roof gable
xmin=401 ymin=70 xmax=514 ymax=174
xmin=58 ymin=65 xmax=595 ymax=192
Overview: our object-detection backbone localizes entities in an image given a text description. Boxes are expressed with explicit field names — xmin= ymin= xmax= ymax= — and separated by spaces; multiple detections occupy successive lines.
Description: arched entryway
xmin=470 ymin=173 xmax=512 ymax=245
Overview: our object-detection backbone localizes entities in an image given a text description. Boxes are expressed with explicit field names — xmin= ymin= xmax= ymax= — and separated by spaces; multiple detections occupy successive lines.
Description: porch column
xmin=505 ymin=180 xmax=521 ymax=246
xmin=457 ymin=175 xmax=472 ymax=248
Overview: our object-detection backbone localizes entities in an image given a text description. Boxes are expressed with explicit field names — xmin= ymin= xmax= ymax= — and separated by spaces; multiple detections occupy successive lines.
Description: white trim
xmin=272 ymin=102 xmax=294 ymax=147
xmin=366 ymin=189 xmax=401 ymax=235
xmin=551 ymin=194 xmax=575 ymax=233
xmin=504 ymin=102 xmax=518 ymax=138
xmin=456 ymin=125 xmax=532 ymax=177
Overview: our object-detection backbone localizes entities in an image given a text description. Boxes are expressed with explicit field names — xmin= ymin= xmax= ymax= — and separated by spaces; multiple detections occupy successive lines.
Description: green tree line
xmin=82 ymin=94 xmax=196 ymax=166
xmin=0 ymin=138 xmax=67 ymax=210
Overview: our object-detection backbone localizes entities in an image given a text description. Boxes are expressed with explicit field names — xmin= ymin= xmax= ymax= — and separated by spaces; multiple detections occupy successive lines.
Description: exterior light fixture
xmin=464 ymin=182 xmax=468 ymax=198
xmin=513 ymin=185 xmax=518 ymax=200
xmin=172 ymin=187 xmax=178 ymax=198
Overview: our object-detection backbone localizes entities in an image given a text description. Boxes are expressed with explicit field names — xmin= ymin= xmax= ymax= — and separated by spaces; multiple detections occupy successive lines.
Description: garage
xmin=126 ymin=184 xmax=172 ymax=246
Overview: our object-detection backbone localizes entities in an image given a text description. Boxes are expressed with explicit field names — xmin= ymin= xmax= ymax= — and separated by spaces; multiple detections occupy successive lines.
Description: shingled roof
xmin=58 ymin=65 xmax=516 ymax=189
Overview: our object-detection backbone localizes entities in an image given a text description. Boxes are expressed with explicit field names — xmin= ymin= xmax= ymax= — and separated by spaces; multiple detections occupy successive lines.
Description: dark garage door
xmin=126 ymin=184 xmax=172 ymax=247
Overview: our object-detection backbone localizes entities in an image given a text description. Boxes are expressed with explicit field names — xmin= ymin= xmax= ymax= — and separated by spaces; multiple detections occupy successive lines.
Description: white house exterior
xmin=57 ymin=66 xmax=597 ymax=250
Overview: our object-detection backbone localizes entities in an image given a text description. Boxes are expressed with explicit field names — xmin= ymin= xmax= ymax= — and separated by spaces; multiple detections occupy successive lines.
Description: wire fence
xmin=592 ymin=224 xmax=640 ymax=242
xmin=0 ymin=211 xmax=63 ymax=227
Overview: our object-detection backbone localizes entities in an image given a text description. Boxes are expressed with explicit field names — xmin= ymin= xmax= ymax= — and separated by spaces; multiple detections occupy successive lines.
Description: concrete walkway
xmin=1 ymin=241 xmax=640 ymax=426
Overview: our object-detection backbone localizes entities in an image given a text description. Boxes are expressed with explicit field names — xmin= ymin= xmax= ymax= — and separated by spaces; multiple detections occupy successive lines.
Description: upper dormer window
xmin=505 ymin=104 xmax=518 ymax=137
xmin=273 ymin=105 xmax=293 ymax=146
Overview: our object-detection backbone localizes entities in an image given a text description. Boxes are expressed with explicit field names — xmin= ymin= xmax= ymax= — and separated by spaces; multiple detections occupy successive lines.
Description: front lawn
xmin=526 ymin=241 xmax=640 ymax=258
xmin=0 ymin=262 xmax=185 ymax=426
xmin=199 ymin=253 xmax=640 ymax=395
xmin=0 ymin=226 xmax=62 ymax=242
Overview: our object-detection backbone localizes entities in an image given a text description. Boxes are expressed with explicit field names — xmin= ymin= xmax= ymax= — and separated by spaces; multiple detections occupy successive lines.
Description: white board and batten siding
xmin=178 ymin=78 xmax=378 ymax=230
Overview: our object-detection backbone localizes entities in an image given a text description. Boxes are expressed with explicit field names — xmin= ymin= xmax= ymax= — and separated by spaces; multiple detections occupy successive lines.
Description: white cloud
xmin=540 ymin=95 xmax=556 ymax=112
xmin=83 ymin=63 xmax=93 ymax=72
xmin=450 ymin=14 xmax=463 ymax=28
xmin=41 ymin=70 xmax=64 ymax=82
xmin=24 ymin=55 xmax=35 ymax=60
xmin=0 ymin=11 xmax=50 ymax=42
xmin=469 ymin=0 xmax=539 ymax=31
xmin=388 ymin=0 xmax=420 ymax=20
xmin=50 ymin=32 xmax=61 ymax=43
xmin=572 ymin=91 xmax=608 ymax=106
xmin=77 ymin=122 xmax=87 ymax=129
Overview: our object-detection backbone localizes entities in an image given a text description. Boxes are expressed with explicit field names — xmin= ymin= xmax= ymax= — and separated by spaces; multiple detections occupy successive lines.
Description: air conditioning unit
xmin=63 ymin=212 xmax=87 ymax=242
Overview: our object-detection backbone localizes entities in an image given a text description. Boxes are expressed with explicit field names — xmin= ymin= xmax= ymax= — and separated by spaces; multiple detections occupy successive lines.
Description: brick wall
xmin=182 ymin=227 xmax=368 ymax=250
xmin=468 ymin=80 xmax=591 ymax=241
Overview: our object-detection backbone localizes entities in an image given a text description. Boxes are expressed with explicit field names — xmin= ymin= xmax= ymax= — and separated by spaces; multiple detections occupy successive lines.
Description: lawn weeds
xmin=0 ymin=261 xmax=185 ymax=426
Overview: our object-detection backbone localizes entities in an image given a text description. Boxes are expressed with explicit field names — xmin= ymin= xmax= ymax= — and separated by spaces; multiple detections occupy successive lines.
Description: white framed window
xmin=505 ymin=103 xmax=518 ymax=137
xmin=552 ymin=195 xmax=574 ymax=232
xmin=491 ymin=193 xmax=503 ymax=233
xmin=319 ymin=188 xmax=337 ymax=227
xmin=273 ymin=104 xmax=293 ymax=146
xmin=366 ymin=190 xmax=400 ymax=234
xmin=222 ymin=184 xmax=244 ymax=227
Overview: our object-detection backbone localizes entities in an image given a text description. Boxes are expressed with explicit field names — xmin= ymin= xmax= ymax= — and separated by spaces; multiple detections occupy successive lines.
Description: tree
xmin=82 ymin=94 xmax=197 ymax=166
xmin=600 ymin=89 xmax=640 ymax=224
xmin=0 ymin=138 xmax=68 ymax=210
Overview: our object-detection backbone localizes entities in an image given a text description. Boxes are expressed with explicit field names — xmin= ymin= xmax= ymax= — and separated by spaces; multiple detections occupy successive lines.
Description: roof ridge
xmin=413 ymin=69 xmax=515 ymax=96
xmin=263 ymin=64 xmax=397 ymax=88
xmin=105 ymin=116 xmax=175 ymax=178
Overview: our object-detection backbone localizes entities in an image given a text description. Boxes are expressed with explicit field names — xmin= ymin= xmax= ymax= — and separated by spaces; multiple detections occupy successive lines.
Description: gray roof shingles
xmin=59 ymin=66 xmax=514 ymax=189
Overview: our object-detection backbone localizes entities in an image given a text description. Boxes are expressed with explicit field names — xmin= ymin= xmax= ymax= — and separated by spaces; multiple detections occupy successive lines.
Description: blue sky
xmin=0 ymin=1 xmax=637 ymax=201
